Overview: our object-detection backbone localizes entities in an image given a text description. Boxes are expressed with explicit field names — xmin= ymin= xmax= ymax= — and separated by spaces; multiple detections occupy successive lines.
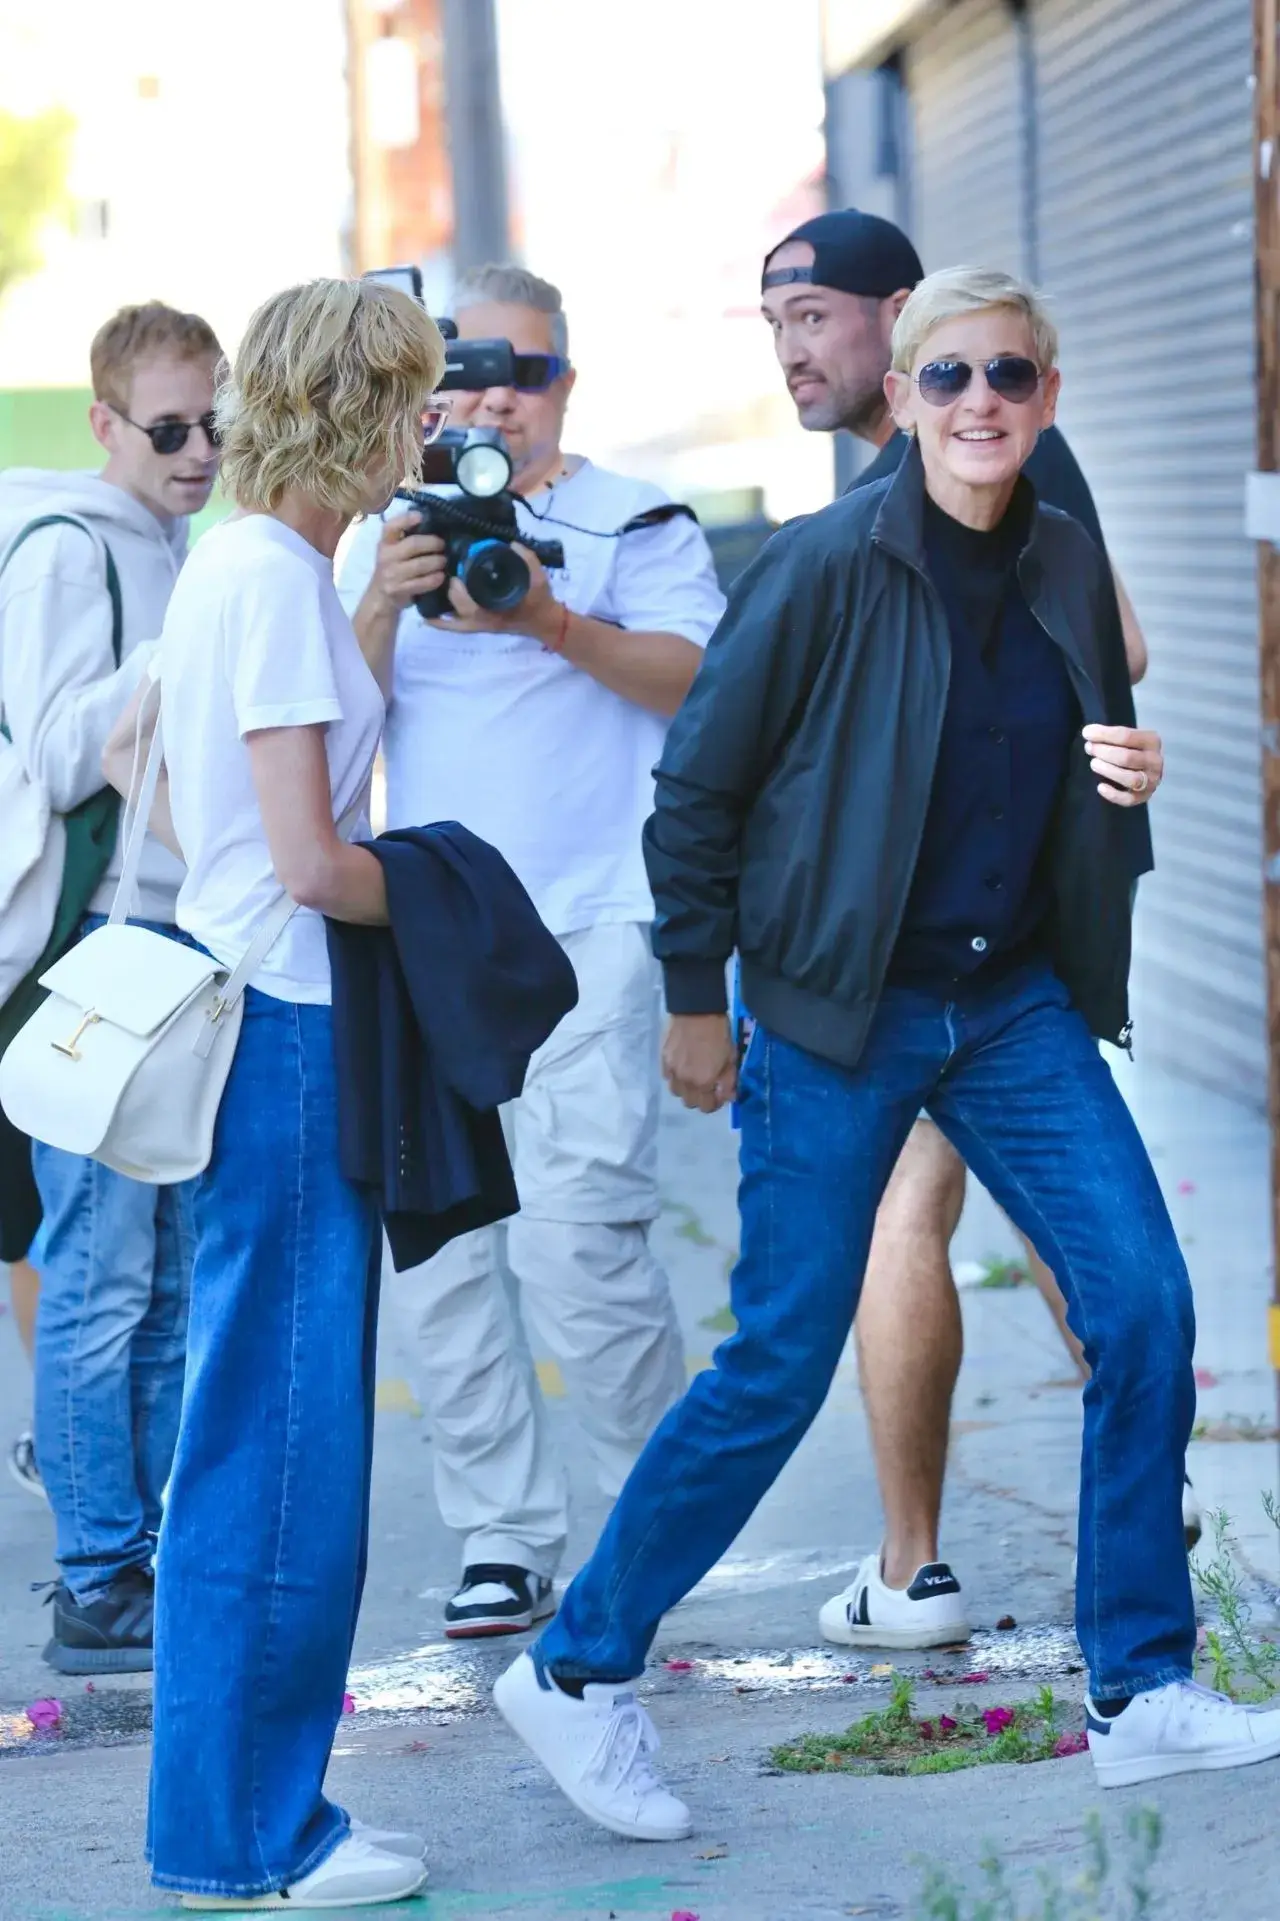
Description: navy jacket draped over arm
xmin=327 ymin=822 xmax=579 ymax=1271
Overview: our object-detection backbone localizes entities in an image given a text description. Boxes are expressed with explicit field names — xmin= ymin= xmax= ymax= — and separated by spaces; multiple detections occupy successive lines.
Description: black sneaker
xmin=443 ymin=1564 xmax=556 ymax=1640
xmin=8 ymin=1432 xmax=48 ymax=1504
xmin=41 ymin=1564 xmax=155 ymax=1674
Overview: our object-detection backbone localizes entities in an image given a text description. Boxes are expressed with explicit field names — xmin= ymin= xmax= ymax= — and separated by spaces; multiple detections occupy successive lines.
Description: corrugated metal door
xmin=1034 ymin=0 xmax=1261 ymax=1102
xmin=905 ymin=0 xmax=1026 ymax=274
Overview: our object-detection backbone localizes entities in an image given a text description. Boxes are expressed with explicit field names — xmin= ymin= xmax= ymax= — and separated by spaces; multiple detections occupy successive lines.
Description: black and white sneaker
xmin=41 ymin=1564 xmax=155 ymax=1674
xmin=443 ymin=1564 xmax=556 ymax=1640
xmin=8 ymin=1432 xmax=48 ymax=1503
xmin=1182 ymin=1475 xmax=1203 ymax=1552
xmin=819 ymin=1553 xmax=970 ymax=1649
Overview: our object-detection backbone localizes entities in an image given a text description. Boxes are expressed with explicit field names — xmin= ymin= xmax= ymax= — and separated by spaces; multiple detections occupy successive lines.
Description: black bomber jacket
xmin=643 ymin=440 xmax=1134 ymax=1069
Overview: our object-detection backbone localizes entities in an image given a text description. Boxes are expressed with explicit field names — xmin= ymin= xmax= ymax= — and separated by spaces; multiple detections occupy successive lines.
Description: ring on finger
xmin=1133 ymin=770 xmax=1149 ymax=794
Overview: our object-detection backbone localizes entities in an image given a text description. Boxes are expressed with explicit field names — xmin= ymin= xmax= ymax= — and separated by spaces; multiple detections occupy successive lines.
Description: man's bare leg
xmin=818 ymin=1118 xmax=971 ymax=1647
xmin=856 ymin=1119 xmax=967 ymax=1589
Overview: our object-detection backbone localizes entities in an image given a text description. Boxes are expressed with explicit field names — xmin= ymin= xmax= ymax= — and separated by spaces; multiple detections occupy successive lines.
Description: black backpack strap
xmin=616 ymin=502 xmax=701 ymax=536
xmin=2 ymin=514 xmax=123 ymax=667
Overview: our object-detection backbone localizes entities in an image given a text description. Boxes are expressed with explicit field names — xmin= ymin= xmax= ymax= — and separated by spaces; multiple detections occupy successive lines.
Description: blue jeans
xmin=33 ymin=916 xmax=195 ymax=1601
xmin=539 ymin=962 xmax=1197 ymax=1700
xmin=148 ymin=988 xmax=381 ymax=1899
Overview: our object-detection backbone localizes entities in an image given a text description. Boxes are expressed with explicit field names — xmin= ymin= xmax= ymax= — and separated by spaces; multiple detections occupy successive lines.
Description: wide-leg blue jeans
xmin=538 ymin=962 xmax=1197 ymax=1701
xmin=148 ymin=988 xmax=381 ymax=1898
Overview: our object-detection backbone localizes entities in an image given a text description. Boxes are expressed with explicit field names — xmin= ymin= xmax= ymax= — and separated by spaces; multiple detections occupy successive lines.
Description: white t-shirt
xmin=337 ymin=460 xmax=725 ymax=937
xmin=161 ymin=514 xmax=385 ymax=1004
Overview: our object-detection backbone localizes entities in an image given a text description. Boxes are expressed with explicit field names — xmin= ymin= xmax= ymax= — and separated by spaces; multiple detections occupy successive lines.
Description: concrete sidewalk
xmin=0 ymin=1041 xmax=1277 ymax=1917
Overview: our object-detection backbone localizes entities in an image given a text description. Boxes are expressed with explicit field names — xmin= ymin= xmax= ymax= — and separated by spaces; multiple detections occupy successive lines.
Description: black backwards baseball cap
xmin=762 ymin=208 xmax=924 ymax=299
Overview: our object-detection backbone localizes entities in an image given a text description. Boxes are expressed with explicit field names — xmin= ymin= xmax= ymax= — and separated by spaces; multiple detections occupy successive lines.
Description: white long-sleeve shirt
xmin=0 ymin=470 xmax=188 ymax=922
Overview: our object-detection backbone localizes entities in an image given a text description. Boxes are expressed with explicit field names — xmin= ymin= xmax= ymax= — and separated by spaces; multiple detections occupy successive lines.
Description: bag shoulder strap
xmin=109 ymin=682 xmax=366 ymax=1016
xmin=1 ymin=514 xmax=123 ymax=668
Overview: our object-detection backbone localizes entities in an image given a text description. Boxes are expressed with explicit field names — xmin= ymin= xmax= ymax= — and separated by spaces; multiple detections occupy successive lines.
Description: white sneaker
xmin=1087 ymin=1680 xmax=1280 ymax=1788
xmin=180 ymin=1833 xmax=428 ymax=1909
xmin=818 ymin=1554 xmax=970 ymax=1649
xmin=494 ymin=1650 xmax=692 ymax=1841
xmin=349 ymin=1815 xmax=427 ymax=1860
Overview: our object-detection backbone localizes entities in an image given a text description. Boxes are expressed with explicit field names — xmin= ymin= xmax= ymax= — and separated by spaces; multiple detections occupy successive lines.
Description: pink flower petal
xmin=663 ymin=1659 xmax=695 ymax=1672
xmin=918 ymin=1720 xmax=936 ymax=1739
xmin=981 ymin=1706 xmax=1015 ymax=1735
xmin=841 ymin=1672 xmax=858 ymax=1684
xmin=84 ymin=1682 xmax=95 ymax=1693
xmin=939 ymin=1714 xmax=958 ymax=1731
xmin=672 ymin=1912 xmax=701 ymax=1920
xmin=341 ymin=1693 xmax=356 ymax=1716
xmin=26 ymin=1697 xmax=62 ymax=1732
xmin=1053 ymin=1731 xmax=1089 ymax=1757
xmin=956 ymin=1671 xmax=990 ymax=1685
xmin=1177 ymin=1180 xmax=1196 ymax=1196
xmin=1194 ymin=1368 xmax=1219 ymax=1389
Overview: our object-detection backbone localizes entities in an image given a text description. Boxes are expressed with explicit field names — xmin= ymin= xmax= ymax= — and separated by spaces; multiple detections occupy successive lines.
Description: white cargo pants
xmin=392 ymin=920 xmax=687 ymax=1579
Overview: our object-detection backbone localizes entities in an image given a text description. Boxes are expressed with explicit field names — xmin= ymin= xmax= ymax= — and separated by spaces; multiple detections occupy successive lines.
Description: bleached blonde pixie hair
xmin=215 ymin=278 xmax=446 ymax=515
xmin=891 ymin=266 xmax=1059 ymax=375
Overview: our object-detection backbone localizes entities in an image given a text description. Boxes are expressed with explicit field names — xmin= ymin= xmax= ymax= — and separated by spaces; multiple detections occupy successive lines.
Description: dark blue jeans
xmin=538 ymin=962 xmax=1196 ymax=1699
xmin=147 ymin=989 xmax=381 ymax=1898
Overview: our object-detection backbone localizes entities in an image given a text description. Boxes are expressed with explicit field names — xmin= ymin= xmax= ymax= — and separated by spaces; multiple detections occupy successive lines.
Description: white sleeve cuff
xmin=237 ymin=699 xmax=343 ymax=738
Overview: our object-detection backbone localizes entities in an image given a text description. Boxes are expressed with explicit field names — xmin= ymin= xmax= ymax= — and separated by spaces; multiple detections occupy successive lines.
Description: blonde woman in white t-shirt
xmin=129 ymin=280 xmax=445 ymax=1910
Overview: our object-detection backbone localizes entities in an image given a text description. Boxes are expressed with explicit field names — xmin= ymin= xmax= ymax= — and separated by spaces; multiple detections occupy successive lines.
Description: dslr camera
xmin=366 ymin=265 xmax=567 ymax=621
xmin=396 ymin=427 xmax=564 ymax=621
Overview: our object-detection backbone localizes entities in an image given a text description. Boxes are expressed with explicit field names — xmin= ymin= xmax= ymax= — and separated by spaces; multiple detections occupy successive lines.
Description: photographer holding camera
xmin=340 ymin=263 xmax=725 ymax=1638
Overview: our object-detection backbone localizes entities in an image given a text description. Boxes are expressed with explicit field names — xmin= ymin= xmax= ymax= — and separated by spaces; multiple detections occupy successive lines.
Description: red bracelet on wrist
xmin=543 ymin=601 xmax=571 ymax=654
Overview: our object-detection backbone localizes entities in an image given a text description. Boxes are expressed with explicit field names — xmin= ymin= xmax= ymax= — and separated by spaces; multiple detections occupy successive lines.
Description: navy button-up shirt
xmin=887 ymin=487 xmax=1079 ymax=992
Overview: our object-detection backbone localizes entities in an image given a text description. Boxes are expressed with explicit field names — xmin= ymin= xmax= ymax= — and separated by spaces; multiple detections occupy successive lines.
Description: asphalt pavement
xmin=1 ymin=1044 xmax=1278 ymax=1919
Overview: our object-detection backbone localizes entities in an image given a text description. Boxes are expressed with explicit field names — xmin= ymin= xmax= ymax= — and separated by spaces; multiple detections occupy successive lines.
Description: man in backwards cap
xmin=759 ymin=209 xmax=1192 ymax=1654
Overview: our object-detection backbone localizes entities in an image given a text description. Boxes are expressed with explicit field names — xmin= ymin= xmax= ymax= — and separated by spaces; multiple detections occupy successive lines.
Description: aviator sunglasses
xmin=914 ymin=355 xmax=1041 ymax=406
xmin=110 ymin=404 xmax=221 ymax=455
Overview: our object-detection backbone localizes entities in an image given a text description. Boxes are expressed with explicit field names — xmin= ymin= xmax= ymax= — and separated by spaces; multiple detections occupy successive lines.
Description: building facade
xmin=825 ymin=0 xmax=1263 ymax=1104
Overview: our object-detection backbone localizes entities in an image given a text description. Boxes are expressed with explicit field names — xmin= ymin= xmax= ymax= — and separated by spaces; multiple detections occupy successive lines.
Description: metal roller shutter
xmin=905 ymin=0 xmax=1026 ymax=274
xmin=1034 ymin=0 xmax=1261 ymax=1101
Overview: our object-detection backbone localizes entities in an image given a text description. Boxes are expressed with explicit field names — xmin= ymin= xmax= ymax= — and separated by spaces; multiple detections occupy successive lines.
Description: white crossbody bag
xmin=0 ymin=694 xmax=359 ymax=1185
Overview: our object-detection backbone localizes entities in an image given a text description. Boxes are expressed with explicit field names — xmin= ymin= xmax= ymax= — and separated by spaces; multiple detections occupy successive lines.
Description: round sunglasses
xmin=110 ymin=404 xmax=221 ymax=455
xmin=915 ymin=355 xmax=1041 ymax=407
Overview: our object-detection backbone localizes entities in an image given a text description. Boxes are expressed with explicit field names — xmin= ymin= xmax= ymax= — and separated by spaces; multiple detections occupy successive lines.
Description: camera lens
xmin=461 ymin=539 xmax=530 ymax=612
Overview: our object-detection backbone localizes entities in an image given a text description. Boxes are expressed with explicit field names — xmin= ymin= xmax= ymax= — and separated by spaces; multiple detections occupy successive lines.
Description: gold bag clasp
xmin=52 ymin=1009 xmax=101 ymax=1061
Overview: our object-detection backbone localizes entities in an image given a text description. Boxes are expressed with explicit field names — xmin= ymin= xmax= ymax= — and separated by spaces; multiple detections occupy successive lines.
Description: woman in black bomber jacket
xmin=490 ymin=267 xmax=1280 ymax=1837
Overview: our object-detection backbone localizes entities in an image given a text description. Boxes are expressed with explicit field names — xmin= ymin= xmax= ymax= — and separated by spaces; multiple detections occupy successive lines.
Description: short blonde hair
xmin=891 ymin=266 xmax=1058 ymax=374
xmin=215 ymin=278 xmax=446 ymax=514
xmin=91 ymin=302 xmax=222 ymax=411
